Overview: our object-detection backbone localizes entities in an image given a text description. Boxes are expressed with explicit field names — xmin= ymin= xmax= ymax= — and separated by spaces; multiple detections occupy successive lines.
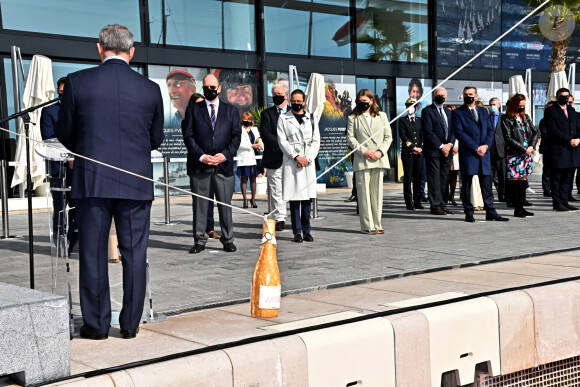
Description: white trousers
xmin=267 ymin=167 xmax=287 ymax=221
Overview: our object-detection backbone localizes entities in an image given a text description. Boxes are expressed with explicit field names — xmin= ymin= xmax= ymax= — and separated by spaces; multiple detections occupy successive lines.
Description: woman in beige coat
xmin=346 ymin=89 xmax=393 ymax=234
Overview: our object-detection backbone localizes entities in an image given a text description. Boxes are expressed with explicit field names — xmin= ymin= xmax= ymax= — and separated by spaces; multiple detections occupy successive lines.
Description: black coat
xmin=259 ymin=105 xmax=285 ymax=169
xmin=421 ymin=104 xmax=455 ymax=158
xmin=398 ymin=115 xmax=423 ymax=154
xmin=544 ymin=104 xmax=580 ymax=169
xmin=489 ymin=112 xmax=505 ymax=159
xmin=181 ymin=100 xmax=242 ymax=177
xmin=501 ymin=114 xmax=539 ymax=157
xmin=538 ymin=118 xmax=548 ymax=155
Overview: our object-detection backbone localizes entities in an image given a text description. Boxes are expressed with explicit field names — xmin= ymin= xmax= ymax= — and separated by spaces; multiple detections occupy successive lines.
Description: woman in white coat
xmin=236 ymin=112 xmax=263 ymax=208
xmin=346 ymin=89 xmax=393 ymax=234
xmin=277 ymin=89 xmax=320 ymax=243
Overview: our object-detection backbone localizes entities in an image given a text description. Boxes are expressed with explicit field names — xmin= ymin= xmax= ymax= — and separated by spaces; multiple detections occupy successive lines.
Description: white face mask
xmin=407 ymin=106 xmax=415 ymax=115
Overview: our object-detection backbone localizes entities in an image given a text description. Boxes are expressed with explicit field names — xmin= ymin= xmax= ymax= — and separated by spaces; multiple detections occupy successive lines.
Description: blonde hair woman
xmin=346 ymin=89 xmax=392 ymax=234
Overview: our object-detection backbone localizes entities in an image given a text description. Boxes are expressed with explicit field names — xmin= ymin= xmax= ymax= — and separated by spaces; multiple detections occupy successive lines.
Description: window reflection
xmin=148 ymin=0 xmax=255 ymax=51
xmin=356 ymin=0 xmax=428 ymax=62
xmin=1 ymin=0 xmax=141 ymax=40
xmin=264 ymin=0 xmax=351 ymax=58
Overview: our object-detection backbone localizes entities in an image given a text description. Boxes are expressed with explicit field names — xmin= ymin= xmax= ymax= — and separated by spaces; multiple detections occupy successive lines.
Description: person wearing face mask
xmin=277 ymin=89 xmax=320 ymax=243
xmin=488 ymin=97 xmax=507 ymax=203
xmin=421 ymin=87 xmax=455 ymax=216
xmin=40 ymin=76 xmax=78 ymax=253
xmin=452 ymin=86 xmax=508 ymax=222
xmin=236 ymin=112 xmax=262 ymax=208
xmin=181 ymin=74 xmax=242 ymax=254
xmin=398 ymin=98 xmax=424 ymax=210
xmin=501 ymin=94 xmax=539 ymax=217
xmin=346 ymin=89 xmax=392 ymax=234
xmin=543 ymin=88 xmax=580 ymax=211
xmin=259 ymin=82 xmax=290 ymax=231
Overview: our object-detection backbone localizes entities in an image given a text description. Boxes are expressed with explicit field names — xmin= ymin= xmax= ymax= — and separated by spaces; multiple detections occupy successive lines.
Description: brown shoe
xmin=207 ymin=230 xmax=220 ymax=239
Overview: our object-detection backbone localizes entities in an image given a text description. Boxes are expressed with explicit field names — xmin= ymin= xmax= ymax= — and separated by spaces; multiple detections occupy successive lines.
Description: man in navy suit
xmin=421 ymin=87 xmax=455 ymax=215
xmin=40 ymin=76 xmax=77 ymax=250
xmin=452 ymin=86 xmax=508 ymax=222
xmin=488 ymin=97 xmax=507 ymax=202
xmin=544 ymin=88 xmax=580 ymax=211
xmin=181 ymin=74 xmax=241 ymax=254
xmin=56 ymin=24 xmax=164 ymax=340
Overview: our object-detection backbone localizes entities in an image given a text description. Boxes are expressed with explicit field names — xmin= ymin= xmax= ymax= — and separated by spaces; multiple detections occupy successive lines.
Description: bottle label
xmin=259 ymin=285 xmax=281 ymax=309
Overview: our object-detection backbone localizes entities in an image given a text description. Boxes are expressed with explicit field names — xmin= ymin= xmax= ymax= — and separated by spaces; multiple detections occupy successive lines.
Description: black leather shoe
xmin=523 ymin=209 xmax=535 ymax=216
xmin=120 ymin=328 xmax=139 ymax=339
xmin=523 ymin=200 xmax=534 ymax=206
xmin=80 ymin=326 xmax=108 ymax=340
xmin=565 ymin=204 xmax=579 ymax=211
xmin=543 ymin=191 xmax=552 ymax=197
xmin=443 ymin=208 xmax=455 ymax=215
xmin=465 ymin=214 xmax=475 ymax=222
xmin=303 ymin=233 xmax=314 ymax=242
xmin=223 ymin=243 xmax=237 ymax=252
xmin=554 ymin=204 xmax=569 ymax=211
xmin=431 ymin=209 xmax=447 ymax=215
xmin=486 ymin=213 xmax=509 ymax=221
xmin=345 ymin=195 xmax=357 ymax=202
xmin=275 ymin=221 xmax=285 ymax=231
xmin=189 ymin=244 xmax=205 ymax=254
xmin=293 ymin=234 xmax=303 ymax=243
xmin=414 ymin=203 xmax=425 ymax=210
xmin=406 ymin=205 xmax=415 ymax=210
xmin=514 ymin=208 xmax=528 ymax=218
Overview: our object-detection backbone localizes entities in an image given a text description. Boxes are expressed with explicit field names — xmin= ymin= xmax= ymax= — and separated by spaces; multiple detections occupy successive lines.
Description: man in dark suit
xmin=421 ymin=87 xmax=455 ymax=215
xmin=452 ymin=86 xmax=508 ymax=222
xmin=181 ymin=74 xmax=241 ymax=254
xmin=399 ymin=98 xmax=424 ymax=210
xmin=539 ymin=101 xmax=555 ymax=197
xmin=40 ymin=76 xmax=77 ymax=251
xmin=259 ymin=83 xmax=288 ymax=231
xmin=56 ymin=24 xmax=164 ymax=340
xmin=488 ymin=97 xmax=507 ymax=202
xmin=567 ymin=95 xmax=580 ymax=202
xmin=544 ymin=88 xmax=580 ymax=211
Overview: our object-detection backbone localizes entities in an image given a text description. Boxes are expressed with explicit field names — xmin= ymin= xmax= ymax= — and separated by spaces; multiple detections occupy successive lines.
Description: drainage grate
xmin=477 ymin=356 xmax=580 ymax=387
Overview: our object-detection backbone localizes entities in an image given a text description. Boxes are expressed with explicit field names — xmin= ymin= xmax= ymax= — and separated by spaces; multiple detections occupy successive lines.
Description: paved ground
xmin=1 ymin=181 xmax=580 ymax=316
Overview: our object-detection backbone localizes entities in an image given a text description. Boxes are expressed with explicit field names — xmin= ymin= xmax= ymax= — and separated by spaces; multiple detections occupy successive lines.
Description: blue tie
xmin=277 ymin=107 xmax=282 ymax=115
xmin=210 ymin=104 xmax=216 ymax=131
xmin=439 ymin=108 xmax=448 ymax=140
xmin=493 ymin=114 xmax=498 ymax=129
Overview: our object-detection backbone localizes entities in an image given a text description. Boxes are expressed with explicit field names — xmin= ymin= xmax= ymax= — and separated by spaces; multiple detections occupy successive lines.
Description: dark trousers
xmin=402 ymin=152 xmax=423 ymax=206
xmin=76 ymin=198 xmax=152 ymax=334
xmin=420 ymin=158 xmax=427 ymax=196
xmin=542 ymin=164 xmax=551 ymax=193
xmin=190 ymin=173 xmax=234 ymax=245
xmin=461 ymin=173 xmax=497 ymax=216
xmin=206 ymin=185 xmax=215 ymax=233
xmin=551 ymin=168 xmax=572 ymax=207
xmin=351 ymin=173 xmax=357 ymax=198
xmin=289 ymin=200 xmax=311 ymax=234
xmin=576 ymin=168 xmax=580 ymax=193
xmin=491 ymin=156 xmax=507 ymax=201
xmin=426 ymin=155 xmax=452 ymax=210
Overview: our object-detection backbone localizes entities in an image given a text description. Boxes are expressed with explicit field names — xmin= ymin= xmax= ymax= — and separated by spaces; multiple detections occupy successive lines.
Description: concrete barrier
xmin=0 ymin=282 xmax=70 ymax=386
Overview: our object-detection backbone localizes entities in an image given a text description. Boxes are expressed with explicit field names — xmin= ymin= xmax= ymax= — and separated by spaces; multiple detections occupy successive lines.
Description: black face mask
xmin=242 ymin=121 xmax=252 ymax=127
xmin=558 ymin=95 xmax=570 ymax=106
xmin=291 ymin=103 xmax=303 ymax=112
xmin=272 ymin=95 xmax=285 ymax=106
xmin=433 ymin=95 xmax=445 ymax=105
xmin=203 ymin=86 xmax=219 ymax=101
xmin=516 ymin=107 xmax=525 ymax=114
xmin=357 ymin=101 xmax=370 ymax=112
xmin=464 ymin=96 xmax=475 ymax=105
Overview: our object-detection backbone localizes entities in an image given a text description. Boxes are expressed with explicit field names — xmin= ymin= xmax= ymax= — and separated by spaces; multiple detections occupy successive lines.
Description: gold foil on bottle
xmin=251 ymin=219 xmax=281 ymax=318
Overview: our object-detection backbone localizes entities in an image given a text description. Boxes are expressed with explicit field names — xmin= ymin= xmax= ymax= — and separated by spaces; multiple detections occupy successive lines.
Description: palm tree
xmin=357 ymin=8 xmax=428 ymax=62
xmin=524 ymin=0 xmax=580 ymax=91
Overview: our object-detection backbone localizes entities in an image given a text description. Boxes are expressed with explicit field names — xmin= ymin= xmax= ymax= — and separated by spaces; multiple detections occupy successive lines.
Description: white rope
xmin=264 ymin=0 xmax=551 ymax=219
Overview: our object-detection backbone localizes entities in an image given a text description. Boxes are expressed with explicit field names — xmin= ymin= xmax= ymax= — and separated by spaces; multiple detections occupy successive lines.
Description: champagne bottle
xmin=251 ymin=219 xmax=281 ymax=318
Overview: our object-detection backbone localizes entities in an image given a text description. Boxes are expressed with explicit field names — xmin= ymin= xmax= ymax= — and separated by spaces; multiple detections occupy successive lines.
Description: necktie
xmin=439 ymin=108 xmax=448 ymax=140
xmin=410 ymin=116 xmax=414 ymax=124
xmin=564 ymin=106 xmax=569 ymax=119
xmin=277 ymin=107 xmax=282 ymax=115
xmin=471 ymin=108 xmax=478 ymax=121
xmin=493 ymin=114 xmax=498 ymax=129
xmin=210 ymin=104 xmax=216 ymax=131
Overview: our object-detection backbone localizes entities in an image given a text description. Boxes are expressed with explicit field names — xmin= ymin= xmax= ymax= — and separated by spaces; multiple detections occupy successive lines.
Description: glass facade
xmin=0 ymin=0 xmax=142 ymax=41
xmin=148 ymin=0 xmax=255 ymax=51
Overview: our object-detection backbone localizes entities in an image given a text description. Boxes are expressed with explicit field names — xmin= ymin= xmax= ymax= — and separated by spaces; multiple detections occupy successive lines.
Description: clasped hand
xmin=476 ymin=145 xmax=488 ymax=157
xmin=440 ymin=143 xmax=452 ymax=157
xmin=364 ymin=150 xmax=382 ymax=161
xmin=296 ymin=156 xmax=310 ymax=168
xmin=202 ymin=153 xmax=226 ymax=166
xmin=570 ymin=139 xmax=580 ymax=148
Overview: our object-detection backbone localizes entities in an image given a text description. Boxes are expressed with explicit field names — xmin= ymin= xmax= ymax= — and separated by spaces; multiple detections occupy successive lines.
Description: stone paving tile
xmin=467 ymin=261 xmax=580 ymax=279
xmin=421 ymin=268 xmax=553 ymax=288
xmin=1 ymin=182 xmax=580 ymax=314
xmin=524 ymin=254 xmax=580 ymax=267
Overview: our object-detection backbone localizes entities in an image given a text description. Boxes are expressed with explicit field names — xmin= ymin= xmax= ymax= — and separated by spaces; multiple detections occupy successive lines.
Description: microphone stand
xmin=0 ymin=97 xmax=61 ymax=289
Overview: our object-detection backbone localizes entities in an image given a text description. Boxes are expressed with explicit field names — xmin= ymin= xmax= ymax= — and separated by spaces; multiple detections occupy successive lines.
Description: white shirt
xmin=103 ymin=55 xmax=128 ymax=64
xmin=276 ymin=104 xmax=288 ymax=114
xmin=199 ymin=98 xmax=221 ymax=162
xmin=435 ymin=104 xmax=453 ymax=149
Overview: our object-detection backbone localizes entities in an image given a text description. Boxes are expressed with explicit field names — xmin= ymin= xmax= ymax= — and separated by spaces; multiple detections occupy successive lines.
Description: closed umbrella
xmin=547 ymin=70 xmax=568 ymax=103
xmin=305 ymin=73 xmax=325 ymax=124
xmin=11 ymin=55 xmax=54 ymax=189
xmin=508 ymin=75 xmax=531 ymax=116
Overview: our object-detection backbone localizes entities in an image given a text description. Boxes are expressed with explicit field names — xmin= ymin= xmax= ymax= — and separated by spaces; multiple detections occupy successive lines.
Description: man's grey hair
xmin=489 ymin=97 xmax=500 ymax=105
xmin=99 ymin=24 xmax=134 ymax=54
xmin=433 ymin=87 xmax=446 ymax=95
